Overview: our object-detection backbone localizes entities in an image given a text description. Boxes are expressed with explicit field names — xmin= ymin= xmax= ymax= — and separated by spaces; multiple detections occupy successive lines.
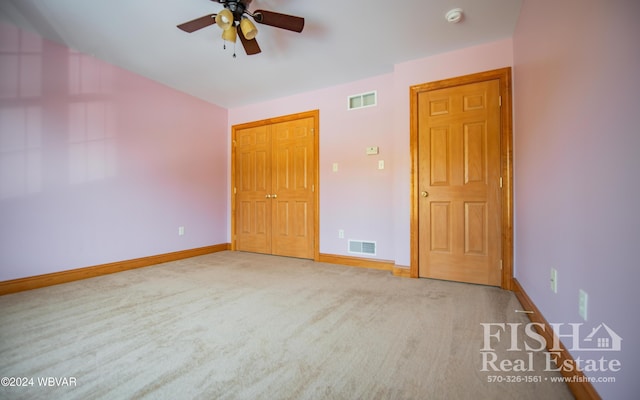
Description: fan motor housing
xmin=216 ymin=0 xmax=251 ymax=21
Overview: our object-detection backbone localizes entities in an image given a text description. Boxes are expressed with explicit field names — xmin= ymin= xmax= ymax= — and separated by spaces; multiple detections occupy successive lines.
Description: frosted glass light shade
xmin=222 ymin=26 xmax=237 ymax=43
xmin=240 ymin=18 xmax=258 ymax=40
xmin=215 ymin=9 xmax=234 ymax=30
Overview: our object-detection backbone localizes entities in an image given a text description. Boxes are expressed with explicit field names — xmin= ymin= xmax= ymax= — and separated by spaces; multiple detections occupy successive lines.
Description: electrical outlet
xmin=178 ymin=226 xmax=185 ymax=236
xmin=338 ymin=229 xmax=344 ymax=239
xmin=579 ymin=289 xmax=588 ymax=321
xmin=378 ymin=160 xmax=385 ymax=170
xmin=332 ymin=163 xmax=338 ymax=172
xmin=550 ymin=268 xmax=558 ymax=293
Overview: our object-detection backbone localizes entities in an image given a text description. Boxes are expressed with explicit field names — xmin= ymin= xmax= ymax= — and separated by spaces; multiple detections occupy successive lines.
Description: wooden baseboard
xmin=318 ymin=253 xmax=394 ymax=272
xmin=392 ymin=266 xmax=411 ymax=278
xmin=317 ymin=254 xmax=411 ymax=278
xmin=511 ymin=278 xmax=601 ymax=400
xmin=0 ymin=243 xmax=230 ymax=296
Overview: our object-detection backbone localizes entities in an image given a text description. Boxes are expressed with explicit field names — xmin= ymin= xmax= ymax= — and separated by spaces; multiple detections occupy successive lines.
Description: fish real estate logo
xmin=480 ymin=322 xmax=623 ymax=374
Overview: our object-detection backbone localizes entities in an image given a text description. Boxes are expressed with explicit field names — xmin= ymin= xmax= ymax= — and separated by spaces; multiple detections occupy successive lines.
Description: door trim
xmin=230 ymin=109 xmax=320 ymax=261
xmin=409 ymin=68 xmax=513 ymax=289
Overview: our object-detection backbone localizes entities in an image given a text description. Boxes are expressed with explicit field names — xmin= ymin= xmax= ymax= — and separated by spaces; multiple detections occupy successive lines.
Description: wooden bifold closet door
xmin=232 ymin=111 xmax=317 ymax=259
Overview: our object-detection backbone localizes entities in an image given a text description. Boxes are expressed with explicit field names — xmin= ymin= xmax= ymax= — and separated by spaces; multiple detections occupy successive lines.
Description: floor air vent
xmin=348 ymin=240 xmax=376 ymax=256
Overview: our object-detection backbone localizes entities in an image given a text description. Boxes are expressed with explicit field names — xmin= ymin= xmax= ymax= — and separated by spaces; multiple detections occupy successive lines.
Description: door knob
xmin=265 ymin=194 xmax=272 ymax=198
xmin=421 ymin=191 xmax=429 ymax=198
xmin=272 ymin=194 xmax=278 ymax=199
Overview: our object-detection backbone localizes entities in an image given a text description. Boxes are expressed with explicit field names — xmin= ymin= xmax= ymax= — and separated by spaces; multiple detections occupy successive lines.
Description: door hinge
xmin=311 ymin=128 xmax=315 ymax=135
xmin=499 ymin=96 xmax=502 ymax=107
xmin=499 ymin=177 xmax=503 ymax=188
xmin=312 ymin=184 xmax=315 ymax=192
xmin=232 ymin=140 xmax=237 ymax=147
xmin=500 ymin=260 xmax=503 ymax=270
xmin=233 ymin=187 xmax=237 ymax=194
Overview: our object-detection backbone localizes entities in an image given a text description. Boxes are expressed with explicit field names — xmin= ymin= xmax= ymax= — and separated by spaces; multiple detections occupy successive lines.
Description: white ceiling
xmin=0 ymin=0 xmax=523 ymax=108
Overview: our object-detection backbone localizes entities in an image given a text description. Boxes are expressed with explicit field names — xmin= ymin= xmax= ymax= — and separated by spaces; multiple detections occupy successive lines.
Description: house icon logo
xmin=581 ymin=323 xmax=622 ymax=351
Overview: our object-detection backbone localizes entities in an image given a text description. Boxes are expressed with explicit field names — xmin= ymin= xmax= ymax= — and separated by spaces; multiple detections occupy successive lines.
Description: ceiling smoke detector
xmin=445 ymin=8 xmax=464 ymax=23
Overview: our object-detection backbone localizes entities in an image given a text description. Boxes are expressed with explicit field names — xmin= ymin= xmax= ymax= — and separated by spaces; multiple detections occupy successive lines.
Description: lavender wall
xmin=5 ymin=3 xmax=634 ymax=396
xmin=229 ymin=39 xmax=514 ymax=265
xmin=0 ymin=23 xmax=229 ymax=281
xmin=391 ymin=39 xmax=515 ymax=266
xmin=513 ymin=0 xmax=640 ymax=398
xmin=229 ymin=75 xmax=396 ymax=260
xmin=0 ymin=23 xmax=514 ymax=277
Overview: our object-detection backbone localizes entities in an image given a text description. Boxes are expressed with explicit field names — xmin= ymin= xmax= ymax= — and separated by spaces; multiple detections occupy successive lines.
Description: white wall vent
xmin=348 ymin=240 xmax=377 ymax=256
xmin=347 ymin=91 xmax=377 ymax=110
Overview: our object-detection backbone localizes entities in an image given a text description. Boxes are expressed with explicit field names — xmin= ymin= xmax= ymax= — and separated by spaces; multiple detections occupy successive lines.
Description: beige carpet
xmin=0 ymin=251 xmax=573 ymax=399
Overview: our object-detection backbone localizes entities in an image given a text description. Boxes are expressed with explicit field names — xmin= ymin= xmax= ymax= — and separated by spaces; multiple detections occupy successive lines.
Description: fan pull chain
xmin=222 ymin=40 xmax=236 ymax=58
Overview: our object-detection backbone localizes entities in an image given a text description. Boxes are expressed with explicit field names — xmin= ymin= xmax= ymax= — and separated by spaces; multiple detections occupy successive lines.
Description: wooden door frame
xmin=230 ymin=109 xmax=320 ymax=261
xmin=409 ymin=68 xmax=513 ymax=289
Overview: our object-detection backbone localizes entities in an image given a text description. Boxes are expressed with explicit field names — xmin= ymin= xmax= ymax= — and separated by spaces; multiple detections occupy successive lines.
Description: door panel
xmin=464 ymin=122 xmax=487 ymax=184
xmin=233 ymin=113 xmax=316 ymax=259
xmin=464 ymin=202 xmax=487 ymax=255
xmin=418 ymin=79 xmax=501 ymax=286
xmin=430 ymin=202 xmax=451 ymax=252
xmin=235 ymin=125 xmax=271 ymax=254
xmin=430 ymin=127 xmax=450 ymax=185
xmin=271 ymin=117 xmax=315 ymax=258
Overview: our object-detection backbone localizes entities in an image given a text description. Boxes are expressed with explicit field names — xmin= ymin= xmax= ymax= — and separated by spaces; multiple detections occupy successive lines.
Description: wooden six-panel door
xmin=235 ymin=124 xmax=271 ymax=254
xmin=417 ymin=79 xmax=502 ymax=286
xmin=270 ymin=117 xmax=315 ymax=258
xmin=233 ymin=112 xmax=316 ymax=259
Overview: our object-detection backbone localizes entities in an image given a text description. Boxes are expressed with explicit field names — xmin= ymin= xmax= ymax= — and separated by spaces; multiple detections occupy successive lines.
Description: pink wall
xmin=513 ymin=0 xmax=640 ymax=397
xmin=391 ymin=38 xmax=515 ymax=266
xmin=0 ymin=22 xmax=513 ymax=276
xmin=230 ymin=39 xmax=514 ymax=265
xmin=4 ymin=3 xmax=637 ymax=394
xmin=0 ymin=23 xmax=229 ymax=281
xmin=229 ymin=75 xmax=396 ymax=260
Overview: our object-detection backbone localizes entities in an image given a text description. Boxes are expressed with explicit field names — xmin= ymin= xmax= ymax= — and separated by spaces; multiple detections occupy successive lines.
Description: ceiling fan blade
xmin=177 ymin=14 xmax=216 ymax=33
xmin=253 ymin=10 xmax=304 ymax=33
xmin=238 ymin=24 xmax=261 ymax=55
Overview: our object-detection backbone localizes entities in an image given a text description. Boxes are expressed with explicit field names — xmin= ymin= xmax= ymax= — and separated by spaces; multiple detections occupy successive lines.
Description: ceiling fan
xmin=177 ymin=0 xmax=305 ymax=56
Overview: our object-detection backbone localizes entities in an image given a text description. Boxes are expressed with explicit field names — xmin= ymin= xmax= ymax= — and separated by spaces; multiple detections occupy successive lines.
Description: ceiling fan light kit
xmin=177 ymin=0 xmax=305 ymax=57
